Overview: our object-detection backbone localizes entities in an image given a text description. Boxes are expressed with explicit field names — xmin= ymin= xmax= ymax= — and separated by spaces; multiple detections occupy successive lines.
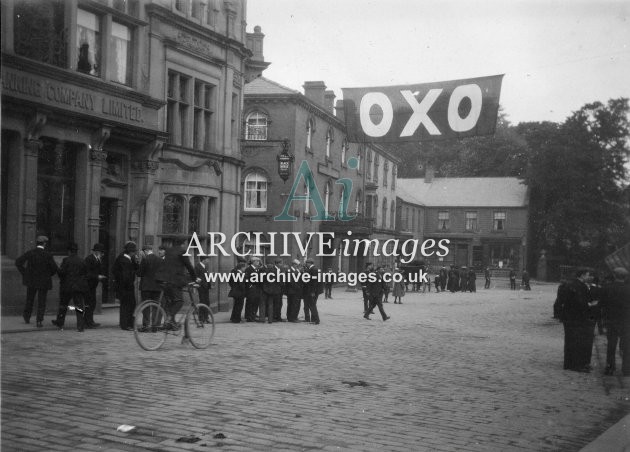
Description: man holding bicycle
xmin=154 ymin=237 xmax=201 ymax=329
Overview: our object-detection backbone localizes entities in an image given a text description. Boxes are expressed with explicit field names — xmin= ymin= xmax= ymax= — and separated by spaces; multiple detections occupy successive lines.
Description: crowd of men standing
xmin=555 ymin=267 xmax=630 ymax=376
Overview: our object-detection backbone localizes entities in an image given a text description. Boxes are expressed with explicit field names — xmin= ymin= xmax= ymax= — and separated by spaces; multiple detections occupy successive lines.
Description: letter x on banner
xmin=342 ymin=74 xmax=504 ymax=143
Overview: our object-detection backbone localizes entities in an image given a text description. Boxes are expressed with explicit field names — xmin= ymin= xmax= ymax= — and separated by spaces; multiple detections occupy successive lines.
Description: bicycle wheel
xmin=185 ymin=304 xmax=215 ymax=349
xmin=134 ymin=301 xmax=168 ymax=351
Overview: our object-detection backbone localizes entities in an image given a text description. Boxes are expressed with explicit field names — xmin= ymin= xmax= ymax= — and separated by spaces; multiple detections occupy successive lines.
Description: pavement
xmin=1 ymin=284 xmax=629 ymax=451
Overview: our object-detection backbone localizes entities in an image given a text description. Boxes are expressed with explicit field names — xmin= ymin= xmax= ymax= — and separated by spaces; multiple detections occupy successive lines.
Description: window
xmin=113 ymin=0 xmax=139 ymax=16
xmin=77 ymin=9 xmax=100 ymax=76
xmin=465 ymin=211 xmax=478 ymax=231
xmin=366 ymin=151 xmax=373 ymax=181
xmin=374 ymin=154 xmax=379 ymax=183
xmin=341 ymin=139 xmax=348 ymax=166
xmin=194 ymin=80 xmax=214 ymax=149
xmin=405 ymin=207 xmax=410 ymax=230
xmin=110 ymin=21 xmax=132 ymax=85
xmin=167 ymin=71 xmax=191 ymax=146
xmin=325 ymin=129 xmax=332 ymax=160
xmin=383 ymin=161 xmax=389 ymax=187
xmin=494 ymin=211 xmax=506 ymax=231
xmin=244 ymin=172 xmax=268 ymax=211
xmin=392 ymin=165 xmax=397 ymax=190
xmin=188 ymin=196 xmax=203 ymax=234
xmin=438 ymin=211 xmax=449 ymax=230
xmin=324 ymin=182 xmax=331 ymax=215
xmin=162 ymin=195 xmax=184 ymax=234
xmin=355 ymin=190 xmax=362 ymax=215
xmin=390 ymin=201 xmax=395 ymax=229
xmin=175 ymin=0 xmax=189 ymax=13
xmin=382 ymin=198 xmax=388 ymax=228
xmin=412 ymin=209 xmax=416 ymax=231
xmin=14 ymin=0 xmax=67 ymax=68
xmin=306 ymin=118 xmax=314 ymax=150
xmin=37 ymin=140 xmax=76 ymax=254
xmin=245 ymin=112 xmax=268 ymax=140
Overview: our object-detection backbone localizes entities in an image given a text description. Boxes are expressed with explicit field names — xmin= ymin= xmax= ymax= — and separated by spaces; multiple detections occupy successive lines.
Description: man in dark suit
xmin=112 ymin=241 xmax=140 ymax=330
xmin=364 ymin=266 xmax=390 ymax=322
xmin=260 ymin=259 xmax=284 ymax=323
xmin=194 ymin=255 xmax=212 ymax=322
xmin=53 ymin=243 xmax=89 ymax=331
xmin=484 ymin=267 xmax=491 ymax=289
xmin=244 ymin=257 xmax=262 ymax=322
xmin=285 ymin=259 xmax=303 ymax=323
xmin=15 ymin=235 xmax=58 ymax=327
xmin=84 ymin=243 xmax=107 ymax=328
xmin=467 ymin=267 xmax=477 ymax=293
xmin=303 ymin=258 xmax=322 ymax=325
xmin=229 ymin=258 xmax=248 ymax=323
xmin=439 ymin=266 xmax=448 ymax=292
xmin=138 ymin=245 xmax=163 ymax=302
xmin=600 ymin=268 xmax=630 ymax=375
xmin=154 ymin=237 xmax=199 ymax=327
xmin=557 ymin=268 xmax=598 ymax=372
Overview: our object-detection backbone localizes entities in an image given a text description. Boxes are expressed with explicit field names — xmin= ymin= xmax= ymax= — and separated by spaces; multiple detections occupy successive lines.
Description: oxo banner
xmin=342 ymin=74 xmax=504 ymax=143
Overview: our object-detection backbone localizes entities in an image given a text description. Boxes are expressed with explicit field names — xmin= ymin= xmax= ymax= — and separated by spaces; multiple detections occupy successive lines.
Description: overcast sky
xmin=246 ymin=0 xmax=630 ymax=125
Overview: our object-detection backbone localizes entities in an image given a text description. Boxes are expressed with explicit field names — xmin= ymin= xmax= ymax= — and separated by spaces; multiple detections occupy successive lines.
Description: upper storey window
xmin=245 ymin=112 xmax=268 ymax=140
xmin=110 ymin=21 xmax=132 ymax=85
xmin=77 ymin=9 xmax=101 ymax=76
xmin=14 ymin=0 xmax=67 ymax=68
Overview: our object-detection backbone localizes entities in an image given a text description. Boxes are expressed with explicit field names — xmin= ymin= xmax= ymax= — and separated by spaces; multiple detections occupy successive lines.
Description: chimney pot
xmin=303 ymin=81 xmax=327 ymax=107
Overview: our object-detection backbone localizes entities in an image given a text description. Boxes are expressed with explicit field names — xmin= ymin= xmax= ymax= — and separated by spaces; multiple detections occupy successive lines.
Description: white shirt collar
xmin=124 ymin=254 xmax=132 ymax=261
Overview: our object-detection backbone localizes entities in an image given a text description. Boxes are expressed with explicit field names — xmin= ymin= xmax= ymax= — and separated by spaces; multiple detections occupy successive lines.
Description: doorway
xmin=99 ymin=197 xmax=118 ymax=303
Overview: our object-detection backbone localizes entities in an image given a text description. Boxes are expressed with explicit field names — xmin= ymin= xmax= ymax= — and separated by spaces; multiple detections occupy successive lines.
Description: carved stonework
xmin=91 ymin=127 xmax=111 ymax=152
xmin=131 ymin=160 xmax=159 ymax=174
xmin=25 ymin=112 xmax=47 ymax=141
xmin=176 ymin=32 xmax=214 ymax=58
xmin=23 ymin=139 xmax=42 ymax=157
xmin=233 ymin=72 xmax=242 ymax=88
xmin=90 ymin=149 xmax=108 ymax=162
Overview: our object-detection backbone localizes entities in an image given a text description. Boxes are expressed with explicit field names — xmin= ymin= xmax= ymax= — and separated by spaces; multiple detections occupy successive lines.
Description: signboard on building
xmin=342 ymin=74 xmax=503 ymax=143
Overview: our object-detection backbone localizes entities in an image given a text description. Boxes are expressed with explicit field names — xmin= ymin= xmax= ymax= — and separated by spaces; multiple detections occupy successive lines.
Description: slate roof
xmin=397 ymin=177 xmax=528 ymax=208
xmin=244 ymin=77 xmax=300 ymax=96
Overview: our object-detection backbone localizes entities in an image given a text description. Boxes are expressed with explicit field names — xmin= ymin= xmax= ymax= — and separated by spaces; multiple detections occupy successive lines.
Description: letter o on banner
xmin=448 ymin=84 xmax=483 ymax=132
xmin=360 ymin=92 xmax=394 ymax=137
xmin=393 ymin=272 xmax=403 ymax=283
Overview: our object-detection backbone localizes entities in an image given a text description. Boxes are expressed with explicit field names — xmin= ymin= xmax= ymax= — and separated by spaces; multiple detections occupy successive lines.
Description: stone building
xmin=241 ymin=77 xmax=401 ymax=277
xmin=396 ymin=172 xmax=529 ymax=272
xmin=1 ymin=0 xmax=263 ymax=314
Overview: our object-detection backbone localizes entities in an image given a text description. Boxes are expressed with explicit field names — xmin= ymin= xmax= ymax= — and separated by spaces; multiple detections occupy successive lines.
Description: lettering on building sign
xmin=1 ymin=68 xmax=144 ymax=124
xmin=342 ymin=74 xmax=504 ymax=143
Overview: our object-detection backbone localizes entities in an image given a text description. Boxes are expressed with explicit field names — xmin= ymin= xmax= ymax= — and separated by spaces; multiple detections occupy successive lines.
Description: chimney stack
xmin=303 ymin=81 xmax=327 ymax=107
xmin=246 ymin=25 xmax=265 ymax=62
xmin=424 ymin=164 xmax=435 ymax=183
xmin=335 ymin=99 xmax=345 ymax=122
xmin=324 ymin=90 xmax=336 ymax=114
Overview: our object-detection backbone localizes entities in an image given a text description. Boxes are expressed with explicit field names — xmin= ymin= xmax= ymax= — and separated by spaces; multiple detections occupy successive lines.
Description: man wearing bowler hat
xmin=84 ymin=243 xmax=107 ymax=328
xmin=53 ymin=243 xmax=89 ymax=331
xmin=15 ymin=235 xmax=58 ymax=328
xmin=112 ymin=241 xmax=140 ymax=330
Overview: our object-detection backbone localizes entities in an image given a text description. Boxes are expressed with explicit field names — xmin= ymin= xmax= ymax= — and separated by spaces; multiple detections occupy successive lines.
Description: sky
xmin=246 ymin=0 xmax=630 ymax=125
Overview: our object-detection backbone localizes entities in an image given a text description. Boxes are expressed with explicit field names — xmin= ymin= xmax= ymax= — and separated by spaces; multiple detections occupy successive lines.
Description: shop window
xmin=188 ymin=196 xmax=203 ymax=234
xmin=466 ymin=211 xmax=478 ymax=231
xmin=14 ymin=0 xmax=67 ymax=68
xmin=438 ymin=211 xmax=449 ymax=230
xmin=245 ymin=112 xmax=268 ymax=140
xmin=494 ymin=211 xmax=506 ymax=231
xmin=110 ymin=21 xmax=132 ymax=85
xmin=37 ymin=141 xmax=76 ymax=254
xmin=163 ymin=195 xmax=184 ymax=234
xmin=244 ymin=172 xmax=268 ymax=211
xmin=194 ymin=80 xmax=215 ymax=149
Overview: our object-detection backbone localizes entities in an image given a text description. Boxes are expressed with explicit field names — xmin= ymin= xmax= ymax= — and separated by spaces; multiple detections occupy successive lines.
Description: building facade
xmin=1 ymin=0 xmax=259 ymax=314
xmin=397 ymin=174 xmax=529 ymax=272
xmin=241 ymin=77 xmax=400 ymax=277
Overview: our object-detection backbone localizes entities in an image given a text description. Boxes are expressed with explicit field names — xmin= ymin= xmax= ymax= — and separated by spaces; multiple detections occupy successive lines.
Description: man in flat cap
xmin=84 ymin=243 xmax=107 ymax=328
xmin=112 ymin=241 xmax=139 ymax=330
xmin=600 ymin=267 xmax=630 ymax=375
xmin=53 ymin=243 xmax=88 ymax=331
xmin=15 ymin=235 xmax=58 ymax=327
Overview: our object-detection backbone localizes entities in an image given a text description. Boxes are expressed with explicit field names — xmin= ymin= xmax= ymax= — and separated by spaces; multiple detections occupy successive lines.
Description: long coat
xmin=112 ymin=254 xmax=139 ymax=292
xmin=58 ymin=254 xmax=89 ymax=294
xmin=15 ymin=247 xmax=58 ymax=289
xmin=154 ymin=247 xmax=196 ymax=287
xmin=138 ymin=253 xmax=163 ymax=292
xmin=85 ymin=253 xmax=106 ymax=290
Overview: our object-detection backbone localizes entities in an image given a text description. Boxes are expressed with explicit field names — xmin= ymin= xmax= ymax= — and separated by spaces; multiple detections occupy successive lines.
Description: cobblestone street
xmin=2 ymin=284 xmax=629 ymax=451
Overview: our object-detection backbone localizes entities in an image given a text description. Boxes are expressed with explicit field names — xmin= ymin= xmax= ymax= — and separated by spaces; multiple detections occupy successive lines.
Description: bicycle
xmin=133 ymin=283 xmax=215 ymax=351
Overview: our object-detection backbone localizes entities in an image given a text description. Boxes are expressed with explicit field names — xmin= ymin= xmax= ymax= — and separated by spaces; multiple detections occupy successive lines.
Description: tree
xmin=519 ymin=98 xmax=630 ymax=270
